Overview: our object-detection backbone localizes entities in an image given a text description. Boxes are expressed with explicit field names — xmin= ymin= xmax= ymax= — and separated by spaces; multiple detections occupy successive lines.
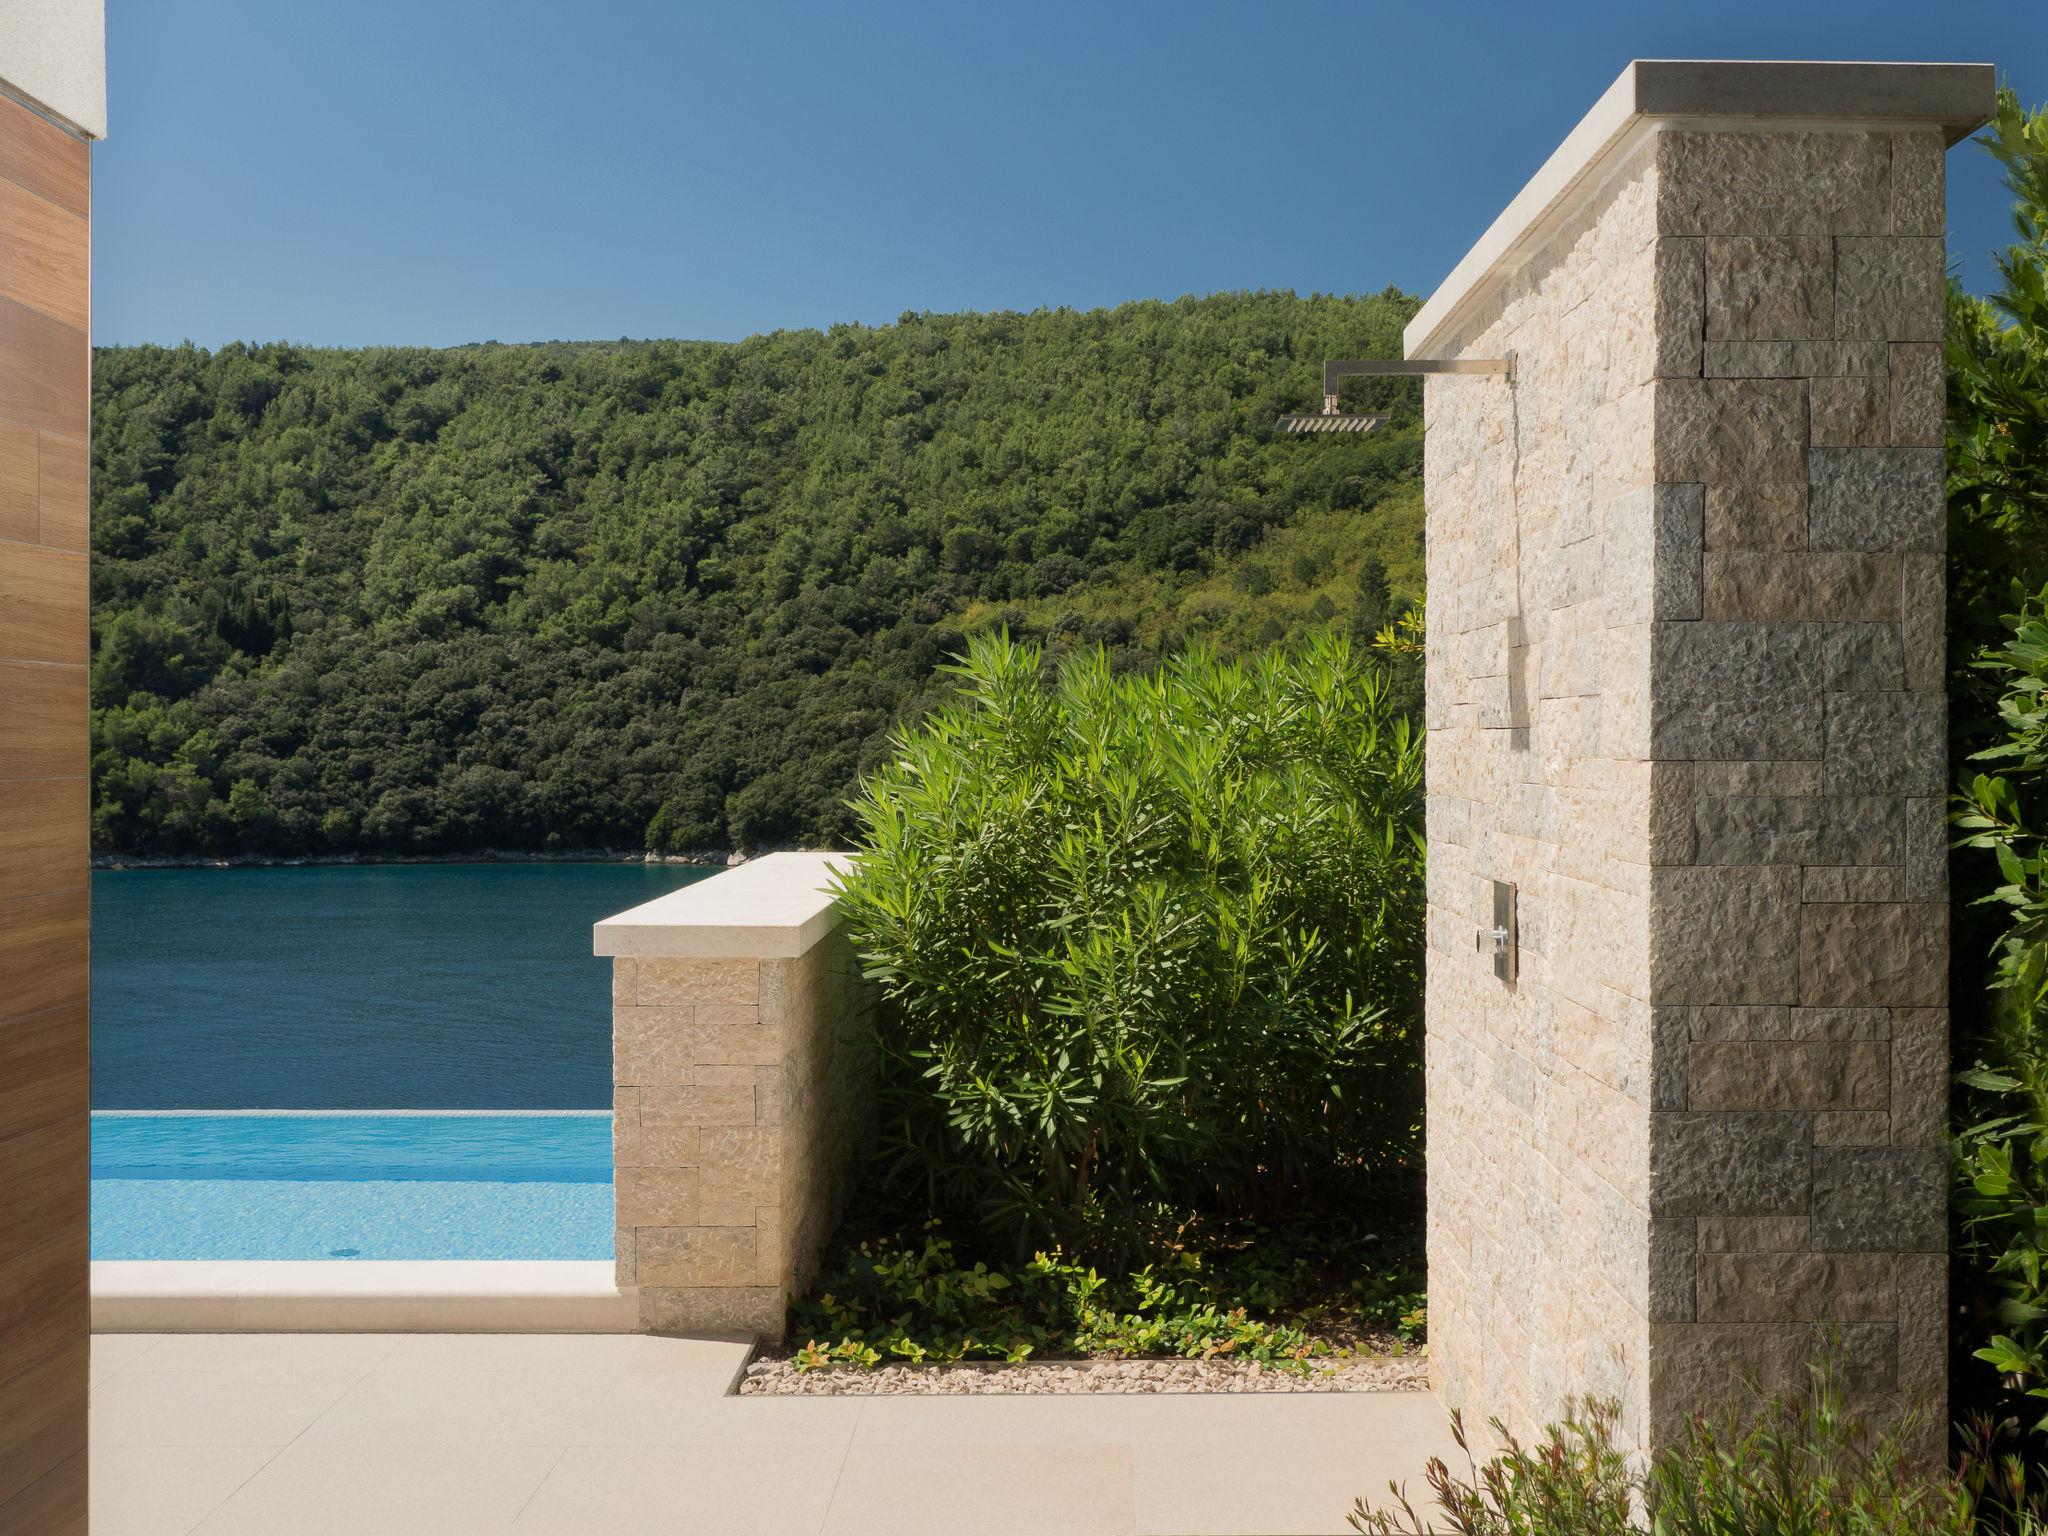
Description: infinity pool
xmin=91 ymin=1112 xmax=613 ymax=1260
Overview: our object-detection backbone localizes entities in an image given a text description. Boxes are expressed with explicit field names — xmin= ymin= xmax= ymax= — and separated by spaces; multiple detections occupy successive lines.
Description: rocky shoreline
xmin=90 ymin=847 xmax=745 ymax=871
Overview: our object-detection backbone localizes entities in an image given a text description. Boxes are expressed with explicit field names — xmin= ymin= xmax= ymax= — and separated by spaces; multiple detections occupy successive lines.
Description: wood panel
xmin=0 ymin=543 xmax=85 ymax=663
xmin=0 ymin=1114 xmax=88 ymax=1374
xmin=0 ymin=295 xmax=84 ymax=439
xmin=0 ymin=1338 xmax=85 ymax=1509
xmin=0 ymin=661 xmax=86 ymax=778
xmin=0 ymin=1449 xmax=85 ymax=1536
xmin=0 ymin=1002 xmax=88 ymax=1146
xmin=0 ymin=779 xmax=84 ymax=904
xmin=0 ymin=888 xmax=88 ymax=1021
xmin=35 ymin=433 xmax=85 ymax=552
xmin=0 ymin=174 xmax=87 ymax=332
xmin=0 ymin=96 xmax=87 ymax=218
xmin=0 ymin=422 xmax=34 ymax=542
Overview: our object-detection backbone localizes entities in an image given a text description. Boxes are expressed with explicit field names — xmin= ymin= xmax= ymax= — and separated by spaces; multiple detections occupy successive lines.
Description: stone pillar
xmin=1415 ymin=61 xmax=1991 ymax=1458
xmin=594 ymin=852 xmax=874 ymax=1338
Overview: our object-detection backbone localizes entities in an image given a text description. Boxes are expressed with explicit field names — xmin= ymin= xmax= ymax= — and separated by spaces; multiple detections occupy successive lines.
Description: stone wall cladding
xmin=1426 ymin=125 xmax=1947 ymax=1461
xmin=611 ymin=931 xmax=875 ymax=1339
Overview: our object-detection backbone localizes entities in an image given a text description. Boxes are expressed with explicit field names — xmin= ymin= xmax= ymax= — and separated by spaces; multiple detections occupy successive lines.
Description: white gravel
xmin=739 ymin=1351 xmax=1429 ymax=1395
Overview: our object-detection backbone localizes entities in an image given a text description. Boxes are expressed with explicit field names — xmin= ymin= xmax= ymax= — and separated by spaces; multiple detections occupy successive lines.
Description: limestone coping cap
xmin=1404 ymin=59 xmax=1996 ymax=361
xmin=593 ymin=850 xmax=852 ymax=959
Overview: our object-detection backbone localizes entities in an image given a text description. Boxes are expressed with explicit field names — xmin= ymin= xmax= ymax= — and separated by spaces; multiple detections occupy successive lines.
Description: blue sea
xmin=89 ymin=862 xmax=715 ymax=1259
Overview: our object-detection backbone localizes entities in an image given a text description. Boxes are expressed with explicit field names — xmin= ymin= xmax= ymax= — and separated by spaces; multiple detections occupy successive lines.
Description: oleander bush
xmin=1349 ymin=1361 xmax=2048 ymax=1536
xmin=832 ymin=627 xmax=1424 ymax=1259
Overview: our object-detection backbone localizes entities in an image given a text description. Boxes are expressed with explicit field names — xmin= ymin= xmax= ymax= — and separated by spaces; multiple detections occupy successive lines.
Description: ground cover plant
xmin=781 ymin=1196 xmax=1425 ymax=1374
xmin=831 ymin=627 xmax=1425 ymax=1263
xmin=1348 ymin=1361 xmax=2048 ymax=1536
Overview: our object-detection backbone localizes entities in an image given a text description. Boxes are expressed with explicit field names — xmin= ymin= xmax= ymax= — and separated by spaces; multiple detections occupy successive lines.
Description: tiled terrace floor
xmin=90 ymin=1332 xmax=1457 ymax=1535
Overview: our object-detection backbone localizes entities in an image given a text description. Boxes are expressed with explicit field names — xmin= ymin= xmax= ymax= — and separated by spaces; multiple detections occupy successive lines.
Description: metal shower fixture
xmin=1277 ymin=354 xmax=1516 ymax=435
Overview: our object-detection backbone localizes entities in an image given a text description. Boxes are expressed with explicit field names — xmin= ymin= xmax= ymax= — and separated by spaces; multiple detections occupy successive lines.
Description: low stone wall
xmin=597 ymin=853 xmax=875 ymax=1338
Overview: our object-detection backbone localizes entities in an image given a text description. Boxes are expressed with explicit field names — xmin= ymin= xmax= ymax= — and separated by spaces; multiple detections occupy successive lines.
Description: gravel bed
xmin=739 ymin=1351 xmax=1429 ymax=1395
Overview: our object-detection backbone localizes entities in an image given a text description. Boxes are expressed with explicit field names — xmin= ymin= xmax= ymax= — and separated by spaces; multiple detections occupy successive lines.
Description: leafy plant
xmin=1350 ymin=1361 xmax=2002 ymax=1536
xmin=787 ymin=1212 xmax=1423 ymax=1374
xmin=832 ymin=627 xmax=1425 ymax=1258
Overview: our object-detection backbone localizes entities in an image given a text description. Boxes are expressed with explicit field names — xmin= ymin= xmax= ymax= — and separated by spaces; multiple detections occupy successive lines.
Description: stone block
xmin=1822 ymin=624 xmax=1904 ymax=692
xmin=1889 ymin=1008 xmax=1947 ymax=1147
xmin=1705 ymin=237 xmax=1833 ymax=339
xmin=1688 ymin=1041 xmax=1889 ymax=1111
xmin=1834 ymin=238 xmax=1944 ymax=341
xmin=1800 ymin=902 xmax=1946 ymax=1008
xmin=1890 ymin=131 xmax=1946 ymax=237
xmin=1702 ymin=551 xmax=1900 ymax=623
xmin=1697 ymin=1214 xmax=1809 ymax=1252
xmin=1823 ymin=692 xmax=1944 ymax=796
xmin=1814 ymin=1110 xmax=1892 ymax=1145
xmin=1895 ymin=1252 xmax=1946 ymax=1392
xmin=1900 ymin=554 xmax=1943 ymax=692
xmin=637 ymin=957 xmax=762 ymax=1007
xmin=1650 ymin=865 xmax=1801 ymax=1005
xmin=611 ymin=959 xmax=639 ymax=1009
xmin=1887 ymin=343 xmax=1944 ymax=447
xmin=1656 ymin=239 xmax=1705 ymax=377
xmin=1810 ymin=376 xmax=1887 ymax=447
xmin=1655 ymin=379 xmax=1808 ymax=550
xmin=1692 ymin=794 xmax=1900 ymax=867
xmin=1695 ymin=760 xmax=1822 ymax=798
xmin=1655 ymin=621 xmax=1823 ymax=702
xmin=614 ymin=1006 xmax=699 ymax=1088
xmin=1903 ymin=799 xmax=1946 ymax=903
xmin=1651 ymin=1111 xmax=1813 ymax=1215
xmin=1603 ymin=483 xmax=1704 ymax=624
xmin=638 ymin=1285 xmax=784 ymax=1338
xmin=1808 ymin=447 xmax=1944 ymax=552
xmin=1696 ymin=1251 xmax=1897 ymax=1322
xmin=1801 ymin=866 xmax=1904 ymax=904
xmin=1705 ymin=339 xmax=1888 ymax=378
xmin=697 ymin=1125 xmax=782 ymax=1204
xmin=1658 ymin=130 xmax=1891 ymax=237
xmin=615 ymin=1166 xmax=701 ymax=1228
xmin=1810 ymin=1145 xmax=1945 ymax=1252
xmin=635 ymin=1225 xmax=760 ymax=1288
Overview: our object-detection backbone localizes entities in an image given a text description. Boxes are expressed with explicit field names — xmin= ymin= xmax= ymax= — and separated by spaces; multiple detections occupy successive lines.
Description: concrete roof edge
xmin=1403 ymin=59 xmax=1997 ymax=361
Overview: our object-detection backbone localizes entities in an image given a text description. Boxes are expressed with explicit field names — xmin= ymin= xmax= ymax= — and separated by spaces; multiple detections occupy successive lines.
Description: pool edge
xmin=92 ymin=1260 xmax=641 ymax=1333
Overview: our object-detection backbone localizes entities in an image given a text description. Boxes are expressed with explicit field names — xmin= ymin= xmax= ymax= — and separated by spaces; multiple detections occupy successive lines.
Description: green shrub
xmin=832 ymin=628 xmax=1424 ymax=1258
xmin=1955 ymin=586 xmax=2048 ymax=1432
xmin=1349 ymin=1362 xmax=2028 ymax=1536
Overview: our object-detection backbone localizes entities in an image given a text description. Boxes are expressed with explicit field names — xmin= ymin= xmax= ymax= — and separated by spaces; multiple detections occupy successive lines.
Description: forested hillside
xmin=89 ymin=289 xmax=1425 ymax=858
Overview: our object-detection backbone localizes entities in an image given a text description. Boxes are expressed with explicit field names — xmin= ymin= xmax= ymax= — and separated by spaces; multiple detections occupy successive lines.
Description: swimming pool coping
xmin=92 ymin=1260 xmax=642 ymax=1334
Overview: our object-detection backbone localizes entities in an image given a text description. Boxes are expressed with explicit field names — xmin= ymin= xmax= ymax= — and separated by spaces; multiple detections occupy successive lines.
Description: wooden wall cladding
xmin=0 ymin=88 xmax=91 ymax=1536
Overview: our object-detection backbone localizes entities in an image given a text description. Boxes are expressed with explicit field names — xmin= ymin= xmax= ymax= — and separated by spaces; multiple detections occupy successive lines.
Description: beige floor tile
xmin=91 ymin=1445 xmax=280 ymax=1536
xmin=89 ymin=1333 xmax=166 ymax=1389
xmin=377 ymin=1331 xmax=748 ymax=1379
xmin=822 ymin=1444 xmax=1135 ymax=1536
xmin=1121 ymin=1391 xmax=1452 ymax=1447
xmin=852 ymin=1393 xmax=1136 ymax=1446
xmin=570 ymin=1379 xmax=864 ymax=1447
xmin=139 ymin=1332 xmax=400 ymax=1377
xmin=190 ymin=1443 xmax=563 ymax=1536
xmin=90 ymin=1368 xmax=360 ymax=1447
xmin=297 ymin=1369 xmax=616 ymax=1447
xmin=512 ymin=1444 xmax=844 ymax=1534
xmin=1132 ymin=1442 xmax=1447 ymax=1536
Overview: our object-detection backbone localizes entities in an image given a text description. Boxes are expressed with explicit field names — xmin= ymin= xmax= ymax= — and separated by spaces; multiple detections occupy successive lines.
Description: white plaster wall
xmin=0 ymin=0 xmax=105 ymax=139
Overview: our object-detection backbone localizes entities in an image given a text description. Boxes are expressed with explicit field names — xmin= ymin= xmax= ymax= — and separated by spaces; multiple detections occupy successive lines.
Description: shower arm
xmin=1317 ymin=355 xmax=1515 ymax=414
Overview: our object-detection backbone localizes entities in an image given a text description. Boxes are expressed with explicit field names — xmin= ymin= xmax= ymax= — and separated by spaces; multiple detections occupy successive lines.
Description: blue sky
xmin=95 ymin=1 xmax=2046 ymax=349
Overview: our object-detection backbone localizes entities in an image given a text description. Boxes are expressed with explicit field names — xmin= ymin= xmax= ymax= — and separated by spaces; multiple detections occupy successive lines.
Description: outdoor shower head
xmin=1277 ymin=354 xmax=1515 ymax=435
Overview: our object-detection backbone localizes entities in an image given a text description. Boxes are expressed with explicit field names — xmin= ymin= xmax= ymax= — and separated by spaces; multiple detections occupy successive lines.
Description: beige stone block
xmin=1659 ymin=131 xmax=1891 ymax=237
xmin=1697 ymin=1250 xmax=1896 ymax=1322
xmin=615 ymin=1167 xmax=701 ymax=1228
xmin=637 ymin=957 xmax=761 ymax=1007
xmin=636 ymin=1225 xmax=760 ymax=1288
xmin=699 ymin=1125 xmax=782 ymax=1205
xmin=638 ymin=1082 xmax=756 ymax=1128
xmin=1701 ymin=551 xmax=1900 ymax=622
xmin=1889 ymin=132 xmax=1946 ymax=238
xmin=1801 ymin=866 xmax=1904 ymax=904
xmin=1656 ymin=379 xmax=1808 ymax=551
xmin=1888 ymin=343 xmax=1943 ymax=447
xmin=1901 ymin=553 xmax=1943 ymax=693
xmin=1835 ymin=238 xmax=1944 ymax=342
xmin=1889 ymin=1007 xmax=1947 ymax=1147
xmin=1656 ymin=238 xmax=1705 ymax=377
xmin=638 ymin=1285 xmax=784 ymax=1338
xmin=613 ymin=1088 xmax=643 ymax=1168
xmin=1697 ymin=1215 xmax=1810 ymax=1252
xmin=754 ymin=1066 xmax=784 ymax=1126
xmin=610 ymin=959 xmax=639 ymax=1009
xmin=614 ymin=1007 xmax=698 ymax=1088
xmin=1814 ymin=1110 xmax=1892 ymax=1146
xmin=1810 ymin=376 xmax=1887 ymax=447
xmin=1705 ymin=237 xmax=1833 ymax=339
xmin=615 ymin=1225 xmax=636 ymax=1288
xmin=1688 ymin=1041 xmax=1889 ymax=1111
xmin=1800 ymin=903 xmax=1946 ymax=1007
xmin=1695 ymin=761 xmax=1822 ymax=798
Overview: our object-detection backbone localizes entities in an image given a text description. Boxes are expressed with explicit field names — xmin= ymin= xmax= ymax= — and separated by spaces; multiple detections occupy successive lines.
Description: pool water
xmin=91 ymin=1112 xmax=614 ymax=1260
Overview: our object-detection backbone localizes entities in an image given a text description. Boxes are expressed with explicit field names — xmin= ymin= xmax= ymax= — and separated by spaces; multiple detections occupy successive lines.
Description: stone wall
xmin=603 ymin=857 xmax=875 ymax=1339
xmin=1424 ymin=115 xmax=1952 ymax=1457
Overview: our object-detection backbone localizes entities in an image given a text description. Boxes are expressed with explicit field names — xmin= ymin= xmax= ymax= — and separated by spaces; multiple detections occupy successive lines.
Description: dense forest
xmin=89 ymin=289 xmax=1425 ymax=858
